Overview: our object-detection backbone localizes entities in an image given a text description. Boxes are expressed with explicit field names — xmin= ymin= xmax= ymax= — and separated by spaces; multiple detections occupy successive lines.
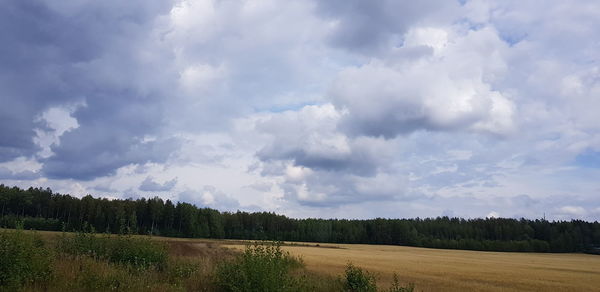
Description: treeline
xmin=1 ymin=185 xmax=599 ymax=253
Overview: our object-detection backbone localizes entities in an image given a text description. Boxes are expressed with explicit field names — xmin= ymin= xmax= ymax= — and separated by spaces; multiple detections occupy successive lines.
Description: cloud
xmin=43 ymin=133 xmax=179 ymax=180
xmin=314 ymin=0 xmax=460 ymax=54
xmin=330 ymin=26 xmax=515 ymax=138
xmin=256 ymin=104 xmax=392 ymax=176
xmin=486 ymin=211 xmax=500 ymax=218
xmin=178 ymin=185 xmax=239 ymax=210
xmin=555 ymin=206 xmax=587 ymax=218
xmin=0 ymin=167 xmax=40 ymax=181
xmin=251 ymin=104 xmax=408 ymax=206
xmin=0 ymin=0 xmax=179 ymax=179
xmin=139 ymin=176 xmax=178 ymax=192
xmin=34 ymin=106 xmax=80 ymax=158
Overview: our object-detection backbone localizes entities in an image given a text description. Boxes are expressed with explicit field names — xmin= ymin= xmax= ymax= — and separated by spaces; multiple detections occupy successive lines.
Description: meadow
xmin=2 ymin=229 xmax=600 ymax=291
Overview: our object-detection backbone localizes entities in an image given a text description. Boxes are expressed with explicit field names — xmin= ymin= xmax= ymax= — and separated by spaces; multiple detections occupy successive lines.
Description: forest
xmin=1 ymin=184 xmax=599 ymax=253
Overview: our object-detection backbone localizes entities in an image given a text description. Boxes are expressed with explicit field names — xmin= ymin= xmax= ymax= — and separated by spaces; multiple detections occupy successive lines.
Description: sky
xmin=1 ymin=0 xmax=600 ymax=221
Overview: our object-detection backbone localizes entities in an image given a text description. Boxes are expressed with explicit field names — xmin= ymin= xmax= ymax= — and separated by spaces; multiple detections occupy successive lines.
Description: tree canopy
xmin=1 ymin=184 xmax=599 ymax=253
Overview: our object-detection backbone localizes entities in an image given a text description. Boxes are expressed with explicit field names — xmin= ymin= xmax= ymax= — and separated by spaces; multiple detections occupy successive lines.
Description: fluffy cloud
xmin=331 ymin=26 xmax=514 ymax=138
xmin=256 ymin=104 xmax=391 ymax=176
xmin=252 ymin=104 xmax=405 ymax=206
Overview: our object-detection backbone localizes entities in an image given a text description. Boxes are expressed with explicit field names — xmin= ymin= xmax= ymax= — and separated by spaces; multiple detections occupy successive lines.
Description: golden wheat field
xmin=225 ymin=242 xmax=600 ymax=292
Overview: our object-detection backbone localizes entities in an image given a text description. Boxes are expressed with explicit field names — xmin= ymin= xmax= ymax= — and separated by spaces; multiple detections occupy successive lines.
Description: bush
xmin=343 ymin=263 xmax=377 ymax=292
xmin=57 ymin=229 xmax=167 ymax=270
xmin=215 ymin=241 xmax=305 ymax=292
xmin=0 ymin=229 xmax=53 ymax=290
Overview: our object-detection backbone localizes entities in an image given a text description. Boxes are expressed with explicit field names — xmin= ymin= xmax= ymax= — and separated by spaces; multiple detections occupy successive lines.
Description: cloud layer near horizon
xmin=1 ymin=0 xmax=600 ymax=220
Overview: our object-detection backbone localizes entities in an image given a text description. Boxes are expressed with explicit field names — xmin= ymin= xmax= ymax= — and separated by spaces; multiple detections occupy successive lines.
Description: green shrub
xmin=215 ymin=241 xmax=305 ymax=292
xmin=0 ymin=229 xmax=53 ymax=290
xmin=58 ymin=230 xmax=167 ymax=270
xmin=387 ymin=273 xmax=414 ymax=292
xmin=343 ymin=263 xmax=377 ymax=292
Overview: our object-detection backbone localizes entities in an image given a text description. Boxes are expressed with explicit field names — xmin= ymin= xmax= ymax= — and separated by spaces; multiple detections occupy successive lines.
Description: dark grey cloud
xmin=139 ymin=176 xmax=177 ymax=192
xmin=314 ymin=0 xmax=459 ymax=54
xmin=0 ymin=1 xmax=59 ymax=161
xmin=257 ymin=144 xmax=381 ymax=177
xmin=43 ymin=130 xmax=178 ymax=180
xmin=1 ymin=0 xmax=179 ymax=179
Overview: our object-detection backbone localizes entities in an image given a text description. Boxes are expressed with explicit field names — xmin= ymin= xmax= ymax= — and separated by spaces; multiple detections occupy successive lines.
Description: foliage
xmin=2 ymin=184 xmax=600 ymax=253
xmin=342 ymin=263 xmax=377 ymax=292
xmin=215 ymin=241 xmax=306 ymax=292
xmin=57 ymin=227 xmax=168 ymax=270
xmin=0 ymin=229 xmax=52 ymax=290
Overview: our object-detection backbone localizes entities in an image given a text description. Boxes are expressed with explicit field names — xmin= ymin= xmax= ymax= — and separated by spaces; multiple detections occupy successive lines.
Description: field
xmin=4 ymin=229 xmax=600 ymax=291
xmin=268 ymin=243 xmax=600 ymax=291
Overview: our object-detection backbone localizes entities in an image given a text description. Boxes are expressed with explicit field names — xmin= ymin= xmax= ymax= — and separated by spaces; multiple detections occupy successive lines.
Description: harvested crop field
xmin=226 ymin=242 xmax=600 ymax=291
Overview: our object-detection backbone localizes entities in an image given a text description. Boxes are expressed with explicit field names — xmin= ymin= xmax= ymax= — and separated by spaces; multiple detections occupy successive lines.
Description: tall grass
xmin=0 ymin=229 xmax=52 ymax=291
